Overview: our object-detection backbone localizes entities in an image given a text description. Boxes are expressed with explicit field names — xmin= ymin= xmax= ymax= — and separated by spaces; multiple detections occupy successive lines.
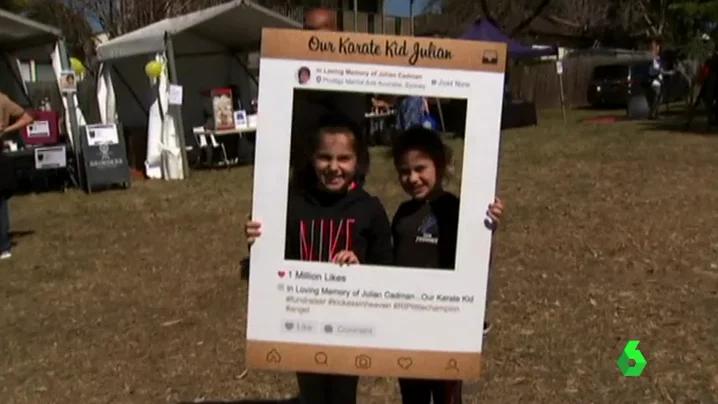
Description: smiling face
xmin=312 ymin=130 xmax=358 ymax=192
xmin=299 ymin=70 xmax=310 ymax=83
xmin=397 ymin=149 xmax=440 ymax=200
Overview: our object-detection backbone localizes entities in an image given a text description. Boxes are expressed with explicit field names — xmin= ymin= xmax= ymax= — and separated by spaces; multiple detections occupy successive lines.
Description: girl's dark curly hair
xmin=391 ymin=125 xmax=454 ymax=182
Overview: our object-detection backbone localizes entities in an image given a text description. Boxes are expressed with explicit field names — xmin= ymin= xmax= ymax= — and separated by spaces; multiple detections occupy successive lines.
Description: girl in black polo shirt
xmin=390 ymin=126 xmax=503 ymax=404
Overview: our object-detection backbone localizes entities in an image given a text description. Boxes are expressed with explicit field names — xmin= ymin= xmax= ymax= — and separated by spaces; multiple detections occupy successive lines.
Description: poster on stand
xmin=211 ymin=88 xmax=235 ymax=131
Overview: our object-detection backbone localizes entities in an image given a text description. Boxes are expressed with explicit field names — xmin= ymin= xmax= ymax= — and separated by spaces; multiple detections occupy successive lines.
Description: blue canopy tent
xmin=460 ymin=19 xmax=557 ymax=59
xmin=458 ymin=19 xmax=562 ymax=128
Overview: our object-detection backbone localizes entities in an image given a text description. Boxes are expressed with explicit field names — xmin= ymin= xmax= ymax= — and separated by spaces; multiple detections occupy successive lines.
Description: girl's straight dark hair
xmin=391 ymin=125 xmax=453 ymax=180
xmin=291 ymin=112 xmax=370 ymax=190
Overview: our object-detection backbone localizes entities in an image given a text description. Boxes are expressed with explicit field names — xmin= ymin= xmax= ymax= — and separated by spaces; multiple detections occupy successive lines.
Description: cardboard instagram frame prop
xmin=247 ymin=28 xmax=506 ymax=380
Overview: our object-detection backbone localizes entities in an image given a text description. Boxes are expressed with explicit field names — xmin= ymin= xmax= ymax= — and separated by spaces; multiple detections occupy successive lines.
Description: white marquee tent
xmin=0 ymin=8 xmax=62 ymax=52
xmin=95 ymin=0 xmax=302 ymax=179
xmin=0 ymin=9 xmax=86 ymax=151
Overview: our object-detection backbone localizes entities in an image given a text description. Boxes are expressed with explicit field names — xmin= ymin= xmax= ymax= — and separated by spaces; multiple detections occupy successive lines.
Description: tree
xmin=533 ymin=0 xmax=680 ymax=47
xmin=0 ymin=0 xmax=27 ymax=13
xmin=81 ymin=0 xmax=225 ymax=37
xmin=670 ymin=0 xmax=718 ymax=21
xmin=668 ymin=0 xmax=718 ymax=42
xmin=420 ymin=0 xmax=704 ymax=48
xmin=1 ymin=0 xmax=97 ymax=68
xmin=2 ymin=0 xmax=321 ymax=75
xmin=2 ymin=0 xmax=234 ymax=74
xmin=422 ymin=0 xmax=555 ymax=36
xmin=83 ymin=0 xmax=317 ymax=37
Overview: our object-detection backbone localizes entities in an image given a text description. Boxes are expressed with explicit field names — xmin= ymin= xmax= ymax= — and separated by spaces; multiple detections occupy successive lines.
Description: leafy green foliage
xmin=2 ymin=0 xmax=96 ymax=72
xmin=669 ymin=0 xmax=718 ymax=20
xmin=0 ymin=0 xmax=28 ymax=13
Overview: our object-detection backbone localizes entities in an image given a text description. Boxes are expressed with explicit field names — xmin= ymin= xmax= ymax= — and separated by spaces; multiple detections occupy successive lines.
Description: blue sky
xmin=386 ymin=0 xmax=432 ymax=16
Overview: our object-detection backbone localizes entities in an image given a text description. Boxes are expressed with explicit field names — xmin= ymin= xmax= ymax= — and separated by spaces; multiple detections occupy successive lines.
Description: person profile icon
xmin=297 ymin=66 xmax=311 ymax=85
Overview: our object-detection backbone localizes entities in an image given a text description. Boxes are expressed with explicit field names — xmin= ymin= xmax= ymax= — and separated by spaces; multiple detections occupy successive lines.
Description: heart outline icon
xmin=277 ymin=271 xmax=286 ymax=278
xmin=397 ymin=357 xmax=413 ymax=370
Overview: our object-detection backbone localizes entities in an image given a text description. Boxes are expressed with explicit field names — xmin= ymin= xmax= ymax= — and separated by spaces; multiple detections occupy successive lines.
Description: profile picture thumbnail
xmin=297 ymin=66 xmax=311 ymax=85
xmin=59 ymin=70 xmax=77 ymax=94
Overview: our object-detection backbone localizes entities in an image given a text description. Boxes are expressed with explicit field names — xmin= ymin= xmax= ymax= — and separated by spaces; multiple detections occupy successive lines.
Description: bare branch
xmin=22 ymin=0 xmax=97 ymax=70
xmin=510 ymin=0 xmax=553 ymax=35
xmin=480 ymin=0 xmax=493 ymax=21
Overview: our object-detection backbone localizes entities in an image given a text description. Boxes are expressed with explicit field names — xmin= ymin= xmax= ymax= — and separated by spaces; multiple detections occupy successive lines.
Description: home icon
xmin=266 ymin=348 xmax=282 ymax=364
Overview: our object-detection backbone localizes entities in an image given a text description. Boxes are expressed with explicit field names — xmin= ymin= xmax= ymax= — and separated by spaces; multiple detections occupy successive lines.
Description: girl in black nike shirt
xmin=244 ymin=113 xmax=393 ymax=404
xmin=390 ymin=126 xmax=503 ymax=404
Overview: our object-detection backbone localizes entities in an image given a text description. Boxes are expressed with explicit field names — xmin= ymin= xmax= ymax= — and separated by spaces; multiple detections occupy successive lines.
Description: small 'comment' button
xmin=322 ymin=323 xmax=375 ymax=337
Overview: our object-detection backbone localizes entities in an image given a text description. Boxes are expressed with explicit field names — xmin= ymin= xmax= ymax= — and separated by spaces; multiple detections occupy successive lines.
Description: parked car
xmin=587 ymin=61 xmax=689 ymax=108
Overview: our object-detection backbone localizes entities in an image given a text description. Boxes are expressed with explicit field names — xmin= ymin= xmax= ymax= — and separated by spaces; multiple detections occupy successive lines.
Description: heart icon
xmin=285 ymin=322 xmax=294 ymax=330
xmin=278 ymin=271 xmax=286 ymax=278
xmin=397 ymin=357 xmax=413 ymax=370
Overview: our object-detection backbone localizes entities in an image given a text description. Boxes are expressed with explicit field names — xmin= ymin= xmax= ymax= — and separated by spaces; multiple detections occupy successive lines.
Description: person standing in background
xmin=0 ymin=91 xmax=34 ymax=259
xmin=396 ymin=95 xmax=429 ymax=131
xmin=304 ymin=7 xmax=337 ymax=31
xmin=648 ymin=38 xmax=666 ymax=119
xmin=690 ymin=46 xmax=718 ymax=129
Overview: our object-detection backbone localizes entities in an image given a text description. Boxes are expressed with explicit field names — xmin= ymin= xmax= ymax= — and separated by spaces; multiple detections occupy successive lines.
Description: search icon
xmin=315 ymin=352 xmax=328 ymax=365
xmin=445 ymin=359 xmax=459 ymax=371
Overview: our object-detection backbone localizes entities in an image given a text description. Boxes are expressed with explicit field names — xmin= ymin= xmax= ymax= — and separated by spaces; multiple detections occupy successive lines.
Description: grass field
xmin=1 ymin=111 xmax=717 ymax=403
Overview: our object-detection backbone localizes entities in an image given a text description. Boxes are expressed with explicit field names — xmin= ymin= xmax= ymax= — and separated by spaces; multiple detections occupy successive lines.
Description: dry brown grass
xmin=1 ymin=111 xmax=717 ymax=404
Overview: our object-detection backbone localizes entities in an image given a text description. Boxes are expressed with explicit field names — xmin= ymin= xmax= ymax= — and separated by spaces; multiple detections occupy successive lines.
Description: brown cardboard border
xmin=246 ymin=340 xmax=481 ymax=380
xmin=261 ymin=28 xmax=506 ymax=73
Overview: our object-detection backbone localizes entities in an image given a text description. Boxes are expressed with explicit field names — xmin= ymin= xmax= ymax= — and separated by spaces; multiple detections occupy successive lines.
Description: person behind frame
xmin=244 ymin=112 xmax=394 ymax=404
xmin=390 ymin=126 xmax=504 ymax=404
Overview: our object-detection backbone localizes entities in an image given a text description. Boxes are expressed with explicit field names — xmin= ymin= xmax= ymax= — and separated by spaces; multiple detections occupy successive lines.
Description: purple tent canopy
xmin=460 ymin=19 xmax=556 ymax=59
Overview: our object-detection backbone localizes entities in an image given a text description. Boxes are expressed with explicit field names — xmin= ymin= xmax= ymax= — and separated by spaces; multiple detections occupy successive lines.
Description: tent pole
xmin=409 ymin=0 xmax=414 ymax=36
xmin=558 ymin=70 xmax=566 ymax=125
xmin=57 ymin=40 xmax=84 ymax=189
xmin=436 ymin=99 xmax=446 ymax=133
xmin=230 ymin=53 xmax=259 ymax=87
xmin=381 ymin=0 xmax=385 ymax=34
xmin=164 ymin=33 xmax=190 ymax=178
xmin=408 ymin=0 xmax=443 ymax=132
xmin=353 ymin=0 xmax=359 ymax=32
xmin=111 ymin=65 xmax=149 ymax=118
xmin=556 ymin=49 xmax=567 ymax=125
xmin=1 ymin=52 xmax=32 ymax=106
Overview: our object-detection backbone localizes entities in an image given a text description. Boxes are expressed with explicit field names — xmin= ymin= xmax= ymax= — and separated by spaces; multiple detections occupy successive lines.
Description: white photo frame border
xmin=247 ymin=29 xmax=507 ymax=381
